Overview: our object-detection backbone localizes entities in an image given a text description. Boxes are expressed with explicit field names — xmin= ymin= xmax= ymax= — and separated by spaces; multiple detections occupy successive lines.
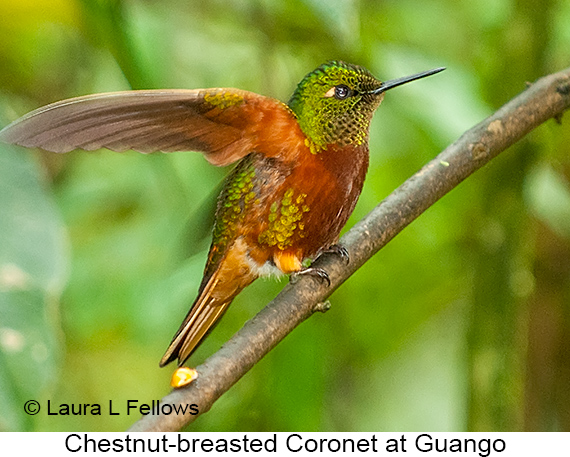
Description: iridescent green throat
xmin=288 ymin=61 xmax=382 ymax=154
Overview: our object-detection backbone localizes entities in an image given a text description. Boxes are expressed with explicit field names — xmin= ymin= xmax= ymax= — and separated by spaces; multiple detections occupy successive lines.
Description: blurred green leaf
xmin=301 ymin=0 xmax=360 ymax=48
xmin=524 ymin=164 xmax=570 ymax=239
xmin=0 ymin=142 xmax=68 ymax=431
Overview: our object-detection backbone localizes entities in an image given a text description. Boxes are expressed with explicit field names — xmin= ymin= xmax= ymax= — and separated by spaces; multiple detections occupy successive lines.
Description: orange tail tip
xmin=171 ymin=367 xmax=198 ymax=388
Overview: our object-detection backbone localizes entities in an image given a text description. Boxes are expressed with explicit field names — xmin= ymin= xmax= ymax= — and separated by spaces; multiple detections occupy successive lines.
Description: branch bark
xmin=128 ymin=67 xmax=570 ymax=432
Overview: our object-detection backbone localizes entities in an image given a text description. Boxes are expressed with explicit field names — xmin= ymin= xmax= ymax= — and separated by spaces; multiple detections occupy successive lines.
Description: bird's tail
xmin=159 ymin=247 xmax=256 ymax=367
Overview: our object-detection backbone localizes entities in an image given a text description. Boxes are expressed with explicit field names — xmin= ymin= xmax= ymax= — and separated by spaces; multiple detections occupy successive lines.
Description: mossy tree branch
xmin=128 ymin=67 xmax=570 ymax=432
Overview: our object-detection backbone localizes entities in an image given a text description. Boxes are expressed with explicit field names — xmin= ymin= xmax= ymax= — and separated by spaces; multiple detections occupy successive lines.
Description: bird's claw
xmin=319 ymin=244 xmax=350 ymax=264
xmin=291 ymin=267 xmax=331 ymax=287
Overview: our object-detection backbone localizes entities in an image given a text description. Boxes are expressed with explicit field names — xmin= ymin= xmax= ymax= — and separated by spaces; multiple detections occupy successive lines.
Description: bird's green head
xmin=288 ymin=61 xmax=445 ymax=154
xmin=288 ymin=61 xmax=381 ymax=153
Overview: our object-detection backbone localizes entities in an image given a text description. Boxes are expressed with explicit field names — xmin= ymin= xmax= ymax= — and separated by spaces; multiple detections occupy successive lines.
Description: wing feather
xmin=0 ymin=89 xmax=295 ymax=166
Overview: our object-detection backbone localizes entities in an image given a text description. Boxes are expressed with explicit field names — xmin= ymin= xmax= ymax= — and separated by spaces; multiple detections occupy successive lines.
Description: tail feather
xmin=177 ymin=300 xmax=231 ymax=364
xmin=159 ymin=239 xmax=258 ymax=367
xmin=160 ymin=274 xmax=227 ymax=367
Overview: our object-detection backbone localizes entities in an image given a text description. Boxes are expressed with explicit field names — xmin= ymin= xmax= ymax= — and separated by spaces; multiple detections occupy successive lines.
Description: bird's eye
xmin=334 ymin=85 xmax=351 ymax=100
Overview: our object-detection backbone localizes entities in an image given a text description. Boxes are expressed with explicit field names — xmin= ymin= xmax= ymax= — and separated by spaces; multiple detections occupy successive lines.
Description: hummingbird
xmin=0 ymin=61 xmax=444 ymax=379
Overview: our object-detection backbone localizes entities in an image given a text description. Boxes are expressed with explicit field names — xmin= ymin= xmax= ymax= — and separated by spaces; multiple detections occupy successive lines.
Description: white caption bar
xmin=2 ymin=432 xmax=567 ymax=455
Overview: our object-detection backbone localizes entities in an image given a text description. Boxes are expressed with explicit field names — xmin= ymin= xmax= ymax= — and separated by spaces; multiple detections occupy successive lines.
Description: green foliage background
xmin=1 ymin=0 xmax=569 ymax=432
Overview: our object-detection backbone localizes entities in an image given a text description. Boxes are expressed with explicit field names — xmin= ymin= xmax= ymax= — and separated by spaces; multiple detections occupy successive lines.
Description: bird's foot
xmin=318 ymin=244 xmax=350 ymax=264
xmin=290 ymin=267 xmax=331 ymax=287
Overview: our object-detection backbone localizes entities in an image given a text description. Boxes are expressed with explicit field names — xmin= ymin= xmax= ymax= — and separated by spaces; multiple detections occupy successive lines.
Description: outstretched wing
xmin=0 ymin=88 xmax=295 ymax=166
